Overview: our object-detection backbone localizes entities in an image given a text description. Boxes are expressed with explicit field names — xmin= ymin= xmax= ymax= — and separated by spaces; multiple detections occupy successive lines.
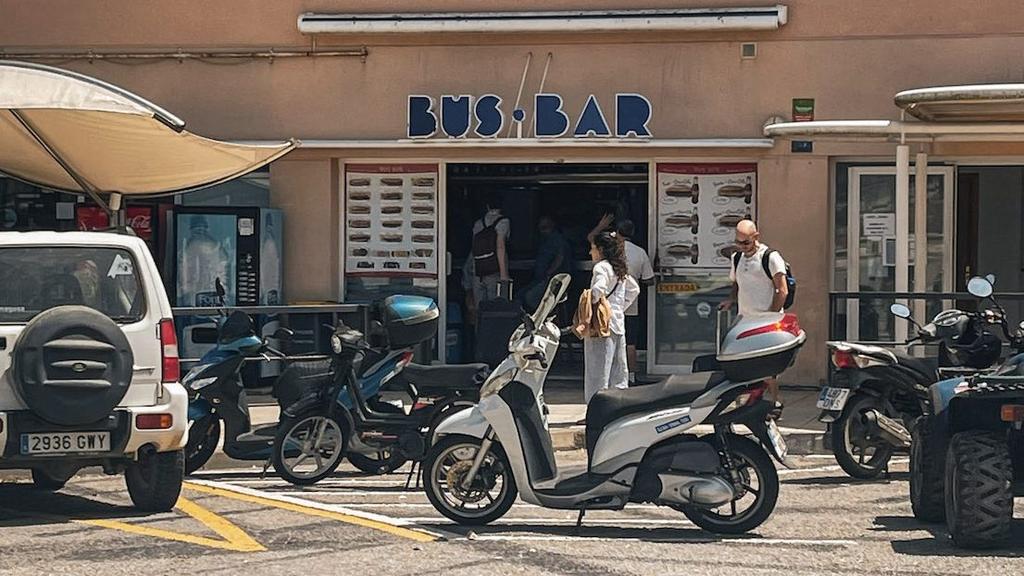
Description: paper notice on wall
xmin=656 ymin=163 xmax=756 ymax=271
xmin=344 ymin=163 xmax=439 ymax=277
xmin=862 ymin=213 xmax=895 ymax=238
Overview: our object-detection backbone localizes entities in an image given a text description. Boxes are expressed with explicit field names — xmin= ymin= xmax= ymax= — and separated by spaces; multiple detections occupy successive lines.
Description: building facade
xmin=5 ymin=1 xmax=1024 ymax=383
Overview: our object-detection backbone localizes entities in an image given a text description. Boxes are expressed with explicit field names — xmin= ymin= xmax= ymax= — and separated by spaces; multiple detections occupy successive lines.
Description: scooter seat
xmin=891 ymin=351 xmax=938 ymax=379
xmin=585 ymin=373 xmax=724 ymax=457
xmin=399 ymin=363 xmax=490 ymax=390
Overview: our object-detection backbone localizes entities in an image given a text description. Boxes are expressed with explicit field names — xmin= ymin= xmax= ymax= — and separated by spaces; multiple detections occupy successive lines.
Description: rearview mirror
xmin=215 ymin=277 xmax=226 ymax=298
xmin=890 ymin=303 xmax=912 ymax=319
xmin=273 ymin=327 xmax=294 ymax=341
xmin=986 ymin=274 xmax=997 ymax=286
xmin=967 ymin=276 xmax=994 ymax=299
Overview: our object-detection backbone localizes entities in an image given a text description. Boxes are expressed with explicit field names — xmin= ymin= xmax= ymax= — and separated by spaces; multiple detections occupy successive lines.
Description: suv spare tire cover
xmin=13 ymin=305 xmax=134 ymax=426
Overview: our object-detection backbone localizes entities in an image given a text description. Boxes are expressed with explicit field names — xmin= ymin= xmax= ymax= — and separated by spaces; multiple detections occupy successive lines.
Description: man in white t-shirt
xmin=719 ymin=219 xmax=789 ymax=409
xmin=619 ymin=220 xmax=654 ymax=383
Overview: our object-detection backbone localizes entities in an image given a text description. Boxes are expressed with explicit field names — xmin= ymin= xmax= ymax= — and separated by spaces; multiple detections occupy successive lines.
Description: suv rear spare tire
xmin=13 ymin=305 xmax=134 ymax=426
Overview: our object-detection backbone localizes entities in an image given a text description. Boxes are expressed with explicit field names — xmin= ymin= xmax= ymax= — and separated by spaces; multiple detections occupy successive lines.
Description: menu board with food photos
xmin=344 ymin=164 xmax=438 ymax=277
xmin=656 ymin=163 xmax=756 ymax=271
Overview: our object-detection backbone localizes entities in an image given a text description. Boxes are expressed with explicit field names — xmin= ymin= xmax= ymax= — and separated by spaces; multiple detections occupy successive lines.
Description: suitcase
xmin=474 ymin=281 xmax=521 ymax=368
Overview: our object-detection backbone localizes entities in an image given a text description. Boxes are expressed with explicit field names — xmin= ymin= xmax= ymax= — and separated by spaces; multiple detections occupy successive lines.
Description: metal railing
xmin=171 ymin=303 xmax=369 ymax=364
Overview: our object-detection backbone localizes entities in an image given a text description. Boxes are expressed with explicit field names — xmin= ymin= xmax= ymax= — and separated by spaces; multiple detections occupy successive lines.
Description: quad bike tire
xmin=944 ymin=431 xmax=1013 ymax=549
xmin=909 ymin=417 xmax=946 ymax=522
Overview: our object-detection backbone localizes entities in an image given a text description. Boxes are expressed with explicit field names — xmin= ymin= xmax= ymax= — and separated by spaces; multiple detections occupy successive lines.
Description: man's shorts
xmin=625 ymin=314 xmax=641 ymax=347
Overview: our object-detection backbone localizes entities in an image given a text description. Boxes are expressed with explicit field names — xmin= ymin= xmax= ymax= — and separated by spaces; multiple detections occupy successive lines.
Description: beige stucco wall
xmin=269 ymin=158 xmax=339 ymax=301
xmin=6 ymin=1 xmax=1024 ymax=381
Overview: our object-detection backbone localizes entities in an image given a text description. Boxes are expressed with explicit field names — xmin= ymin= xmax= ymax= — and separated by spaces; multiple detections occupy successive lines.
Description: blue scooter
xmin=182 ymin=279 xmax=323 ymax=474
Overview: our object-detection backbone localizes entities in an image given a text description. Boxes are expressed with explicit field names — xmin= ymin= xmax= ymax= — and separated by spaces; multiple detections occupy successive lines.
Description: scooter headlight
xmin=480 ymin=367 xmax=516 ymax=398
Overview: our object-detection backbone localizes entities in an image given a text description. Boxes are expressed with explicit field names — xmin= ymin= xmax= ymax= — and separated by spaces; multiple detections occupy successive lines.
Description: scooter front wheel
xmin=423 ymin=434 xmax=517 ymax=526
xmin=184 ymin=415 xmax=221 ymax=476
xmin=272 ymin=412 xmax=348 ymax=486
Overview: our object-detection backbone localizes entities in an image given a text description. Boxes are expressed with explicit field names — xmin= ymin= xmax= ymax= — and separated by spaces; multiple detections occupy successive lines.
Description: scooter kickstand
xmin=404 ymin=461 xmax=418 ymax=490
xmin=260 ymin=457 xmax=273 ymax=479
xmin=573 ymin=508 xmax=586 ymax=535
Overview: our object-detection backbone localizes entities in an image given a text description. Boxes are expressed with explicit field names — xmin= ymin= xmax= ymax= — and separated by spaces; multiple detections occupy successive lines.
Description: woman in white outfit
xmin=584 ymin=231 xmax=640 ymax=404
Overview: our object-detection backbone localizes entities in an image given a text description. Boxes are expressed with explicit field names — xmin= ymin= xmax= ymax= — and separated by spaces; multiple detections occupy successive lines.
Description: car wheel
xmin=945 ymin=431 xmax=1013 ymax=549
xmin=126 ymin=449 xmax=184 ymax=512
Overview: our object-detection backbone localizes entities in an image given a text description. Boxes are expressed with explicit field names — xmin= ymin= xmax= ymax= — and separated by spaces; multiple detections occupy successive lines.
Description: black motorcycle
xmin=271 ymin=295 xmax=489 ymax=485
xmin=820 ymin=304 xmax=1002 ymax=479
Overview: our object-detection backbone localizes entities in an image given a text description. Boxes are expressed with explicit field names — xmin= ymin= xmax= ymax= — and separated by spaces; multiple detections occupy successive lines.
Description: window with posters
xmin=653 ymin=163 xmax=756 ymax=371
xmin=343 ymin=163 xmax=441 ymax=357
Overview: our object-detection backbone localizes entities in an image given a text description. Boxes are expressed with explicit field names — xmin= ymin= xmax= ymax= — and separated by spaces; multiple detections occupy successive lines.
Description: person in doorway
xmin=463 ymin=193 xmax=511 ymax=327
xmin=584 ymin=231 xmax=640 ymax=405
xmin=588 ymin=216 xmax=655 ymax=383
xmin=719 ymin=219 xmax=789 ymax=413
xmin=522 ymin=214 xmax=571 ymax=311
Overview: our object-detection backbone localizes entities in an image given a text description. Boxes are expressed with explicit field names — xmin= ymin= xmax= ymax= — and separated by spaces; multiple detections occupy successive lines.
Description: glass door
xmin=846 ymin=167 xmax=954 ymax=342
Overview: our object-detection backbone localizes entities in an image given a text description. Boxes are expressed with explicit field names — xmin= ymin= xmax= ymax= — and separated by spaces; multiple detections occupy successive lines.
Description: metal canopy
xmin=0 ymin=60 xmax=295 ymax=210
xmin=895 ymin=84 xmax=1024 ymax=122
xmin=764 ymin=83 xmax=1024 ymax=142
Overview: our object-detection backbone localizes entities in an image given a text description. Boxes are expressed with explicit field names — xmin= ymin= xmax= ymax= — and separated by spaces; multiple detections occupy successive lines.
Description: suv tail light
xmin=159 ymin=318 xmax=180 ymax=383
xmin=1001 ymin=404 xmax=1024 ymax=422
xmin=738 ymin=313 xmax=803 ymax=339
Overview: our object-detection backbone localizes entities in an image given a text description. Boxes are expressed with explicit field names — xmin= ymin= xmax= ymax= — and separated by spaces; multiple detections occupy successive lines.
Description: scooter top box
xmin=381 ymin=295 xmax=439 ymax=348
xmin=716 ymin=313 xmax=806 ymax=382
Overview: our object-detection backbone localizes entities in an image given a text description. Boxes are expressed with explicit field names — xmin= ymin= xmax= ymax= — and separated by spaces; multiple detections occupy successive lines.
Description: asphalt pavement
xmin=3 ymin=454 xmax=1024 ymax=575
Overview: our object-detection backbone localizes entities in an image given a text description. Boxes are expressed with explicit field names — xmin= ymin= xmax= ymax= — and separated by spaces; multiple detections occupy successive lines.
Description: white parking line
xmin=402 ymin=517 xmax=693 ymax=526
xmin=465 ymin=535 xmax=856 ymax=546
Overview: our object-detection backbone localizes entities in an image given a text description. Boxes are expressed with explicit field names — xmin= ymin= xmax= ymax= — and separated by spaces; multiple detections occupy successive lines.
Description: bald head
xmin=735 ymin=219 xmax=760 ymax=256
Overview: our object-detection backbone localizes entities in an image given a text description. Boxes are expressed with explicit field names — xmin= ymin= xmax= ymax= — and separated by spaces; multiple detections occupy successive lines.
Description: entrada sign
xmin=408 ymin=93 xmax=652 ymax=139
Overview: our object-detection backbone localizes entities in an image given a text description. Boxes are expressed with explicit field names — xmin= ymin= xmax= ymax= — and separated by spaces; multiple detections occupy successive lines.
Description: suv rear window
xmin=0 ymin=246 xmax=145 ymax=323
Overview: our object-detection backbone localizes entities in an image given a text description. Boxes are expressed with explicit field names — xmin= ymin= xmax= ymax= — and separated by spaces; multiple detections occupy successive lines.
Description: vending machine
xmin=170 ymin=207 xmax=282 ymax=307
xmin=169 ymin=207 xmax=284 ymax=383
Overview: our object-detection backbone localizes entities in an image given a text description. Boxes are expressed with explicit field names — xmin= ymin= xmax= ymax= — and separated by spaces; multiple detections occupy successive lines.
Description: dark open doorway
xmin=444 ymin=162 xmax=649 ymax=376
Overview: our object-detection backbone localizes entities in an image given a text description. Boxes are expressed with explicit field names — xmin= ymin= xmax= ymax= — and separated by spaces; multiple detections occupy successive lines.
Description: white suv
xmin=0 ymin=231 xmax=186 ymax=511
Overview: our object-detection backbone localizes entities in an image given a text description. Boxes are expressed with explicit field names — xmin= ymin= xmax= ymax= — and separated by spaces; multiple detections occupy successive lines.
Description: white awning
xmin=895 ymin=84 xmax=1024 ymax=122
xmin=764 ymin=119 xmax=1024 ymax=142
xmin=0 ymin=60 xmax=295 ymax=203
xmin=298 ymin=6 xmax=788 ymax=35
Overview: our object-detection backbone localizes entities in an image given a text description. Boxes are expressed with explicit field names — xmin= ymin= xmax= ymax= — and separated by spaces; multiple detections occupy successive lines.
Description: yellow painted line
xmin=80 ymin=496 xmax=266 ymax=553
xmin=184 ymin=481 xmax=439 ymax=543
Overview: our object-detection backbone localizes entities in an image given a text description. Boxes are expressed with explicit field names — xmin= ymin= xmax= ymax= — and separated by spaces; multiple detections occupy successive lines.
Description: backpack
xmin=732 ymin=248 xmax=796 ymax=310
xmin=571 ymin=279 xmax=620 ymax=339
xmin=472 ymin=217 xmax=507 ymax=278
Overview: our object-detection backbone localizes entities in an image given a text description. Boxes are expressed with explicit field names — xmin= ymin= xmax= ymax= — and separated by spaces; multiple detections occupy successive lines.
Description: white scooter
xmin=424 ymin=274 xmax=805 ymax=534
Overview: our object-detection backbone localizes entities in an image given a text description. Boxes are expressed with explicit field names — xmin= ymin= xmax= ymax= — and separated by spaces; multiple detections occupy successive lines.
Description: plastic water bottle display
xmin=261 ymin=212 xmax=281 ymax=306
xmin=181 ymin=215 xmax=231 ymax=306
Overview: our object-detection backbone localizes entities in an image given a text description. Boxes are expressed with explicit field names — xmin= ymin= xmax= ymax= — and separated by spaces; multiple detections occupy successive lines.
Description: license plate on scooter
xmin=816 ymin=387 xmax=851 ymax=411
xmin=766 ymin=419 xmax=788 ymax=460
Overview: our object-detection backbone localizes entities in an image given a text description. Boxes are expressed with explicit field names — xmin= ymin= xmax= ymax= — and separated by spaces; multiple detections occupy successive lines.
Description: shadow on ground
xmin=0 ymin=483 xmax=150 ymax=528
xmin=874 ymin=514 xmax=1024 ymax=558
